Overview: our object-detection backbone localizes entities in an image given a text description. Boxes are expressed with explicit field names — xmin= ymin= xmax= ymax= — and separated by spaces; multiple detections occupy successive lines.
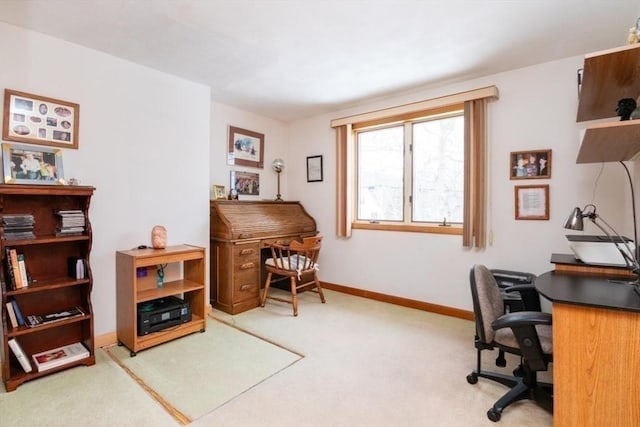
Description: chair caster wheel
xmin=513 ymin=365 xmax=524 ymax=377
xmin=495 ymin=356 xmax=506 ymax=367
xmin=487 ymin=408 xmax=501 ymax=422
xmin=466 ymin=373 xmax=478 ymax=384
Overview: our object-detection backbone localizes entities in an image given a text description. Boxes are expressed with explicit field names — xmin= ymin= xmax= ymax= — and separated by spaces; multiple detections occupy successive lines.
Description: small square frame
xmin=515 ymin=184 xmax=549 ymax=220
xmin=307 ymin=155 xmax=323 ymax=182
xmin=212 ymin=185 xmax=226 ymax=200
xmin=510 ymin=149 xmax=551 ymax=179
xmin=3 ymin=89 xmax=79 ymax=149
xmin=227 ymin=126 xmax=264 ymax=169
xmin=2 ymin=143 xmax=65 ymax=185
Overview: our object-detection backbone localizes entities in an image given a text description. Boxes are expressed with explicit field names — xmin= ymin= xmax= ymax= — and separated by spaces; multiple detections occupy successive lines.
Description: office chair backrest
xmin=470 ymin=264 xmax=505 ymax=344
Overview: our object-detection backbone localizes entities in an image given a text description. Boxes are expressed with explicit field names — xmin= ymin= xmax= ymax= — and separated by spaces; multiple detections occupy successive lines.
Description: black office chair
xmin=467 ymin=264 xmax=553 ymax=422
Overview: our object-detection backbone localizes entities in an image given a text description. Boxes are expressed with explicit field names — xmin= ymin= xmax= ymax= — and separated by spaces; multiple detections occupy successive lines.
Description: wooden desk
xmin=209 ymin=200 xmax=317 ymax=314
xmin=535 ymin=270 xmax=640 ymax=426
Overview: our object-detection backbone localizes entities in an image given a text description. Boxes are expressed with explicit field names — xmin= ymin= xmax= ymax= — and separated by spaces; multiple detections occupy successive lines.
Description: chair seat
xmin=495 ymin=324 xmax=553 ymax=354
xmin=265 ymin=256 xmax=319 ymax=272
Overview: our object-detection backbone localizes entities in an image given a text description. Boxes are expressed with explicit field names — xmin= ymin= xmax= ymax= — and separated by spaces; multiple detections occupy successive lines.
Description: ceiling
xmin=0 ymin=1 xmax=638 ymax=122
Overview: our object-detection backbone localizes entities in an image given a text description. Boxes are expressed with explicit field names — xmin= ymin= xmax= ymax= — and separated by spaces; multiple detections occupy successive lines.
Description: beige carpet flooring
xmin=1 ymin=289 xmax=553 ymax=426
xmin=0 ymin=349 xmax=177 ymax=427
xmin=201 ymin=288 xmax=553 ymax=427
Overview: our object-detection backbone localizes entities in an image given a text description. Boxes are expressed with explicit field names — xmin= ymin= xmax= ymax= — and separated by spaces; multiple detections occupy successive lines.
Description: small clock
xmin=228 ymin=188 xmax=238 ymax=200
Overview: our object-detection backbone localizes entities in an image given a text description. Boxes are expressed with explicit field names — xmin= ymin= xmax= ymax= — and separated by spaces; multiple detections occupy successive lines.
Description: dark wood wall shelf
xmin=576 ymin=43 xmax=640 ymax=163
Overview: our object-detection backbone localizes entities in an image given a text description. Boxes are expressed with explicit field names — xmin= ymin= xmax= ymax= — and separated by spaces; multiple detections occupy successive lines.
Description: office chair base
xmin=468 ymin=369 xmax=553 ymax=422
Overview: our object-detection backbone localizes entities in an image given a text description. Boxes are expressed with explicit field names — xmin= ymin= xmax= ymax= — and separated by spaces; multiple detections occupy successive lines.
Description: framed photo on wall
xmin=510 ymin=149 xmax=551 ymax=179
xmin=2 ymin=143 xmax=65 ymax=185
xmin=227 ymin=126 xmax=264 ymax=169
xmin=307 ymin=155 xmax=323 ymax=182
xmin=515 ymin=184 xmax=549 ymax=220
xmin=2 ymin=89 xmax=79 ymax=149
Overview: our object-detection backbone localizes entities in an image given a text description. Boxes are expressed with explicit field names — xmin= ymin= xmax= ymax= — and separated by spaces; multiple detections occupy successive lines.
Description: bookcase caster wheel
xmin=130 ymin=351 xmax=137 ymax=357
xmin=200 ymin=328 xmax=205 ymax=333
xmin=117 ymin=341 xmax=123 ymax=346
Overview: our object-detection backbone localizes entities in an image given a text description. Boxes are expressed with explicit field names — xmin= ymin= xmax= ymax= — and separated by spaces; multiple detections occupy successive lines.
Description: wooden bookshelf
xmin=0 ymin=185 xmax=96 ymax=392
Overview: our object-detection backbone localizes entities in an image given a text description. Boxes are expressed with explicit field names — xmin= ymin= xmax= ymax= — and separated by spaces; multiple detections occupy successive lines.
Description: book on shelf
xmin=4 ymin=247 xmax=15 ymax=290
xmin=5 ymin=301 xmax=18 ymax=328
xmin=17 ymin=253 xmax=28 ymax=286
xmin=8 ymin=338 xmax=32 ymax=373
xmin=11 ymin=299 xmax=26 ymax=326
xmin=8 ymin=248 xmax=24 ymax=289
xmin=26 ymin=306 xmax=85 ymax=328
xmin=31 ymin=342 xmax=89 ymax=372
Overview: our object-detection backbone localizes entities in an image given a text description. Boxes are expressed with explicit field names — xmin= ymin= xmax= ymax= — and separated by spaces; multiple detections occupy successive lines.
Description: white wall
xmin=286 ymin=56 xmax=629 ymax=311
xmin=0 ymin=22 xmax=211 ymax=335
xmin=3 ymin=20 xmax=631 ymax=334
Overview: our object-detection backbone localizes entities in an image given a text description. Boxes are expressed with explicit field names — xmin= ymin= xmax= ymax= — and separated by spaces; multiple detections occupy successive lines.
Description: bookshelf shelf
xmin=0 ymin=184 xmax=96 ymax=392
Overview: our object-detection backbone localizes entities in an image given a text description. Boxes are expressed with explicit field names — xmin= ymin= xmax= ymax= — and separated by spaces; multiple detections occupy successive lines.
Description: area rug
xmin=106 ymin=317 xmax=302 ymax=424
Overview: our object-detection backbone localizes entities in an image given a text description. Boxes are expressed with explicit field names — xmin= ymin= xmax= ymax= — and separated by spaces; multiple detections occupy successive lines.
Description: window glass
xmin=356 ymin=125 xmax=404 ymax=221
xmin=412 ymin=115 xmax=464 ymax=223
xmin=355 ymin=112 xmax=463 ymax=227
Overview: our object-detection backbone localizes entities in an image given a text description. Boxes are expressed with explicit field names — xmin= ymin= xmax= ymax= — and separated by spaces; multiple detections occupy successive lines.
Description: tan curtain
xmin=336 ymin=124 xmax=352 ymax=238
xmin=463 ymin=99 xmax=487 ymax=248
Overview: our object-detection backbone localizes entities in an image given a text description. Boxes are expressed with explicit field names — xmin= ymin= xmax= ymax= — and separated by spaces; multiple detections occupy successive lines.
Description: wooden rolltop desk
xmin=210 ymin=200 xmax=317 ymax=314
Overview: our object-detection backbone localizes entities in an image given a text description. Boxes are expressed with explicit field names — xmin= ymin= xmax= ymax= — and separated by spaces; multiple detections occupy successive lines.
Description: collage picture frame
xmin=2 ymin=89 xmax=79 ymax=150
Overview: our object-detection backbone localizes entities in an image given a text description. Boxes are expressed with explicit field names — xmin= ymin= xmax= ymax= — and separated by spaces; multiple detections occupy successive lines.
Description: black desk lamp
xmin=565 ymin=204 xmax=640 ymax=296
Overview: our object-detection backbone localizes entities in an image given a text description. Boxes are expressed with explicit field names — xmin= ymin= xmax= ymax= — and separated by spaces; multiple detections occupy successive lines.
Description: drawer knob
xmin=240 ymin=284 xmax=255 ymax=291
xmin=240 ymin=248 xmax=255 ymax=255
xmin=240 ymin=262 xmax=255 ymax=270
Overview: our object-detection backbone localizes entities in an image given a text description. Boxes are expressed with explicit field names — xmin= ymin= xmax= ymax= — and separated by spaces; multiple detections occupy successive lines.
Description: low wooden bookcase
xmin=116 ymin=244 xmax=206 ymax=356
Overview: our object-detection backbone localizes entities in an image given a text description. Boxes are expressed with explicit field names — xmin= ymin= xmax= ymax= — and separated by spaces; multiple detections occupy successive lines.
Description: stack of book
xmin=2 ymin=214 xmax=35 ymax=240
xmin=55 ymin=210 xmax=86 ymax=237
xmin=31 ymin=342 xmax=89 ymax=372
xmin=5 ymin=248 xmax=29 ymax=289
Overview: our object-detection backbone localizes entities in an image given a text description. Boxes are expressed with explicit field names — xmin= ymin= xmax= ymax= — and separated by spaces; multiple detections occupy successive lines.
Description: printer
xmin=566 ymin=234 xmax=635 ymax=267
xmin=137 ymin=296 xmax=191 ymax=336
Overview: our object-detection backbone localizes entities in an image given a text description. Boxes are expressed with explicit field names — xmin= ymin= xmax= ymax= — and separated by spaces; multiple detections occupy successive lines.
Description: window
xmin=355 ymin=111 xmax=464 ymax=229
xmin=333 ymin=85 xmax=497 ymax=247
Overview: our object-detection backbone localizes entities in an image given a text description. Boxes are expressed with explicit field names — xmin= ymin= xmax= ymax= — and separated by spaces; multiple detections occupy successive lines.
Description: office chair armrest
xmin=503 ymin=284 xmax=536 ymax=294
xmin=503 ymin=284 xmax=542 ymax=312
xmin=491 ymin=269 xmax=536 ymax=287
xmin=491 ymin=311 xmax=551 ymax=331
